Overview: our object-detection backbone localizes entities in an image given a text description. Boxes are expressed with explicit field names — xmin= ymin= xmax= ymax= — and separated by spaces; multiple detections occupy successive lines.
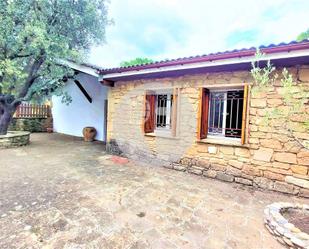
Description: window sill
xmin=197 ymin=137 xmax=249 ymax=148
xmin=145 ymin=132 xmax=179 ymax=139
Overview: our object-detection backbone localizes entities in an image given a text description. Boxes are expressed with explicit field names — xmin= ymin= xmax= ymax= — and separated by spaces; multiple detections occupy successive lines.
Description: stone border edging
xmin=0 ymin=131 xmax=30 ymax=148
xmin=264 ymin=202 xmax=309 ymax=249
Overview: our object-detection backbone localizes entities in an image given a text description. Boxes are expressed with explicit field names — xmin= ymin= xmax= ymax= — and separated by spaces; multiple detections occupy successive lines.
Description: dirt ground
xmin=0 ymin=133 xmax=308 ymax=249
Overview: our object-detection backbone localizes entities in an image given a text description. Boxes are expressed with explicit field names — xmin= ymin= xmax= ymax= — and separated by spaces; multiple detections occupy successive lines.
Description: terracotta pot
xmin=82 ymin=127 xmax=97 ymax=142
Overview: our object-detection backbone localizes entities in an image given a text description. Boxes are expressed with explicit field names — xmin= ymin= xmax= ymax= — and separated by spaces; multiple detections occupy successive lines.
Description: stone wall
xmin=9 ymin=117 xmax=53 ymax=132
xmin=106 ymin=65 xmax=309 ymax=197
xmin=0 ymin=131 xmax=30 ymax=148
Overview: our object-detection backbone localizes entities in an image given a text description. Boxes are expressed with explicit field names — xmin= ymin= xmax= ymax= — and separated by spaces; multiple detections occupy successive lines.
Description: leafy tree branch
xmin=120 ymin=57 xmax=154 ymax=67
xmin=0 ymin=0 xmax=111 ymax=135
xmin=251 ymin=50 xmax=309 ymax=149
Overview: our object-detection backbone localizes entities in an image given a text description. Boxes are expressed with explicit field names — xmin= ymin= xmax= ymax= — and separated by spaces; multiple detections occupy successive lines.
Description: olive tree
xmin=0 ymin=0 xmax=110 ymax=135
xmin=251 ymin=50 xmax=309 ymax=149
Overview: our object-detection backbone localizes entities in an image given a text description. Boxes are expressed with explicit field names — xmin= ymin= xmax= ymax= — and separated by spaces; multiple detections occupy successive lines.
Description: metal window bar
xmin=218 ymin=96 xmax=222 ymax=131
xmin=170 ymin=95 xmax=172 ymax=126
xmin=162 ymin=97 xmax=165 ymax=125
xmin=212 ymin=96 xmax=215 ymax=132
xmin=155 ymin=94 xmax=173 ymax=129
xmin=236 ymin=98 xmax=239 ymax=129
xmin=229 ymin=97 xmax=233 ymax=128
xmin=156 ymin=95 xmax=167 ymax=128
xmin=208 ymin=90 xmax=244 ymax=138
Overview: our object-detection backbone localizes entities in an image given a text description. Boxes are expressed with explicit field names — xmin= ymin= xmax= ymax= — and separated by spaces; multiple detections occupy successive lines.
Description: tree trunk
xmin=0 ymin=95 xmax=18 ymax=135
xmin=0 ymin=107 xmax=15 ymax=135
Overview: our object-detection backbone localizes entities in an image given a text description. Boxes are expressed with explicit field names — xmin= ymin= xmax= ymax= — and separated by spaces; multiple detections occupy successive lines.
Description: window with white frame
xmin=155 ymin=93 xmax=173 ymax=130
xmin=144 ymin=89 xmax=178 ymax=136
xmin=208 ymin=89 xmax=244 ymax=139
xmin=198 ymin=86 xmax=248 ymax=144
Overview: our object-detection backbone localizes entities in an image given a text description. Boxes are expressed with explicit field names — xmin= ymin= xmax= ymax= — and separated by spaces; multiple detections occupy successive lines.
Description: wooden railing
xmin=15 ymin=104 xmax=51 ymax=118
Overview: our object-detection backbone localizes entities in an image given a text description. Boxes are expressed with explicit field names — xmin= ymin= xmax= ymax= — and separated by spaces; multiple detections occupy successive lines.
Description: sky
xmin=89 ymin=0 xmax=309 ymax=68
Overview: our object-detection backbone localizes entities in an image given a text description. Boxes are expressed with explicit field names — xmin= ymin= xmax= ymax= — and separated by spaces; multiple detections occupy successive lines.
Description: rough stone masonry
xmin=106 ymin=65 xmax=309 ymax=197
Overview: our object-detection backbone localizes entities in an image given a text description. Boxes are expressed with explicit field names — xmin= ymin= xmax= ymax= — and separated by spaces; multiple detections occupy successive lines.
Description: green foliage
xmin=251 ymin=51 xmax=309 ymax=149
xmin=297 ymin=29 xmax=309 ymax=42
xmin=0 ymin=0 xmax=110 ymax=102
xmin=9 ymin=118 xmax=44 ymax=132
xmin=120 ymin=57 xmax=154 ymax=67
xmin=251 ymin=50 xmax=277 ymax=90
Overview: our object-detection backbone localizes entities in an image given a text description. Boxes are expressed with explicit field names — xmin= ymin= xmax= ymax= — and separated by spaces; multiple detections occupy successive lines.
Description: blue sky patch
xmin=226 ymin=29 xmax=259 ymax=47
xmin=90 ymin=0 xmax=309 ymax=67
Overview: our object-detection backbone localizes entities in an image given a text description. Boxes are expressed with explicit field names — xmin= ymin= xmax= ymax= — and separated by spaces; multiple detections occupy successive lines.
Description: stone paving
xmin=0 ymin=133 xmax=308 ymax=249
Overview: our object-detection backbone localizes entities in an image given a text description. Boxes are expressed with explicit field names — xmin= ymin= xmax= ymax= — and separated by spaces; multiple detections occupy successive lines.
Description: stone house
xmin=100 ymin=41 xmax=309 ymax=197
xmin=54 ymin=40 xmax=309 ymax=197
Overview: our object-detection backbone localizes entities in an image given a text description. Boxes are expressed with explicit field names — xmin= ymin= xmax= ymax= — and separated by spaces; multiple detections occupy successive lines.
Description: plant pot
xmin=46 ymin=127 xmax=53 ymax=133
xmin=82 ymin=127 xmax=97 ymax=142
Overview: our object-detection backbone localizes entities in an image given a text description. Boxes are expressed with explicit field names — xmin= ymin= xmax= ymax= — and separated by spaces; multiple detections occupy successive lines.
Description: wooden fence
xmin=14 ymin=104 xmax=51 ymax=118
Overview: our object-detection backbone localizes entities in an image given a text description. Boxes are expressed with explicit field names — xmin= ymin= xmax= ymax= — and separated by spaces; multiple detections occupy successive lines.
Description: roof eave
xmin=99 ymin=41 xmax=309 ymax=75
xmin=61 ymin=60 xmax=99 ymax=77
xmin=101 ymin=48 xmax=309 ymax=82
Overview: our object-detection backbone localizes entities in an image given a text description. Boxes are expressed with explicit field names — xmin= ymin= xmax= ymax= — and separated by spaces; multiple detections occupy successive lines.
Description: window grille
xmin=155 ymin=94 xmax=173 ymax=129
xmin=208 ymin=90 xmax=244 ymax=138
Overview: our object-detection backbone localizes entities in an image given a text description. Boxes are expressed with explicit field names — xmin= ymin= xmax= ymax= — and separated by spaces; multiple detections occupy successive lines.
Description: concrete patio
xmin=0 ymin=133 xmax=307 ymax=249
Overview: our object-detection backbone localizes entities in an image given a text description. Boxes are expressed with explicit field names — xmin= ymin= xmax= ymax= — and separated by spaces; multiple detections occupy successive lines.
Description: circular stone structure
xmin=264 ymin=202 xmax=309 ymax=249
xmin=0 ymin=131 xmax=30 ymax=148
